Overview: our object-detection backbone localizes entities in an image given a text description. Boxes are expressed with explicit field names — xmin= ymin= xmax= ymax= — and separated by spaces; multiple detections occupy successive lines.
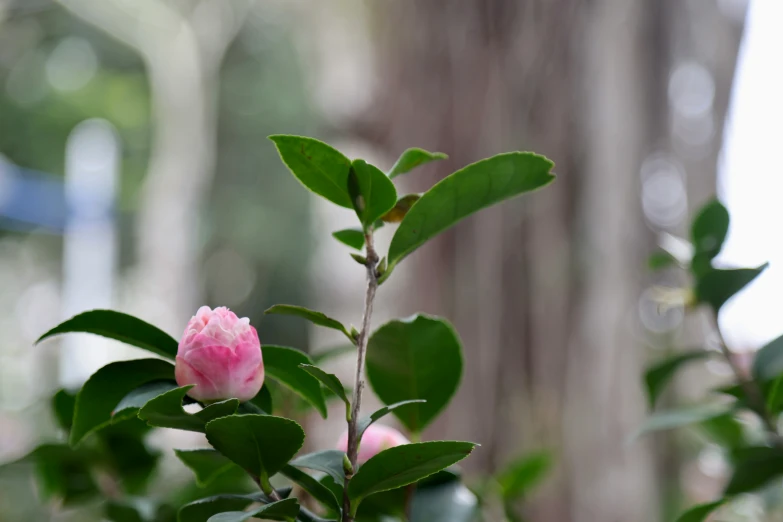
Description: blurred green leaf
xmin=357 ymin=400 xmax=426 ymax=440
xmin=347 ymin=441 xmax=477 ymax=515
xmin=290 ymin=450 xmax=346 ymax=486
xmin=105 ymin=498 xmax=174 ymax=522
xmin=299 ymin=364 xmax=350 ymax=416
xmin=695 ymin=264 xmax=767 ymax=313
xmin=348 ymin=160 xmax=398 ymax=228
xmin=281 ymin=464 xmax=341 ymax=515
xmin=701 ymin=414 xmax=746 ymax=451
xmin=648 ymin=250 xmax=679 ymax=271
xmin=634 ymin=404 xmax=733 ymax=438
xmin=113 ymin=380 xmax=179 ymax=423
xmin=139 ymin=386 xmax=239 ymax=432
xmin=388 ymin=148 xmax=447 ymax=179
xmin=332 ymin=228 xmax=365 ymax=250
xmin=264 ymin=345 xmax=328 ymax=418
xmin=175 ymin=450 xmax=239 ymax=488
xmin=52 ymin=389 xmax=77 ymax=432
xmin=752 ymin=333 xmax=783 ymax=382
xmin=690 ymin=199 xmax=729 ymax=277
xmin=387 ymin=152 xmax=554 ymax=269
xmin=265 ymin=306 xmax=353 ymax=343
xmin=496 ymin=451 xmax=553 ymax=500
xmin=366 ymin=315 xmax=462 ymax=433
xmin=313 ymin=345 xmax=355 ymax=364
xmin=99 ymin=420 xmax=161 ymax=494
xmin=29 ymin=443 xmax=99 ymax=504
xmin=71 ymin=358 xmax=174 ymax=445
xmin=725 ymin=446 xmax=783 ymax=495
xmin=248 ymin=385 xmax=274 ymax=414
xmin=269 ymin=135 xmax=352 ymax=208
xmin=644 ymin=351 xmax=710 ymax=408
xmin=675 ymin=499 xmax=726 ymax=522
xmin=37 ymin=310 xmax=178 ymax=360
xmin=178 ymin=495 xmax=260 ymax=522
xmin=380 ymin=194 xmax=421 ymax=224
xmin=410 ymin=480 xmax=478 ymax=522
xmin=207 ymin=498 xmax=299 ymax=522
xmin=205 ymin=414 xmax=305 ymax=491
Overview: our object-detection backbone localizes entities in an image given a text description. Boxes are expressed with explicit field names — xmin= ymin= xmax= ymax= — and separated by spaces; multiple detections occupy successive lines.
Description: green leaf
xmin=290 ymin=450 xmax=345 ymax=485
xmin=633 ymin=404 xmax=733 ymax=439
xmin=366 ymin=315 xmax=463 ymax=433
xmin=105 ymin=498 xmax=172 ymax=522
xmin=178 ymin=495 xmax=260 ymax=522
xmin=410 ymin=481 xmax=478 ymax=522
xmin=496 ymin=451 xmax=553 ymax=500
xmin=725 ymin=446 xmax=783 ymax=495
xmin=175 ymin=449 xmax=239 ymax=487
xmin=281 ymin=465 xmax=341 ymax=515
xmin=380 ymin=194 xmax=421 ymax=223
xmin=264 ymin=306 xmax=352 ymax=343
xmin=690 ymin=199 xmax=729 ymax=276
xmin=347 ymin=441 xmax=477 ymax=515
xmin=348 ymin=159 xmax=398 ymax=227
xmin=648 ymin=250 xmax=678 ymax=271
xmin=139 ymin=386 xmax=239 ymax=432
xmin=70 ymin=358 xmax=174 ymax=445
xmin=387 ymin=152 xmax=554 ymax=268
xmin=52 ymin=389 xmax=76 ymax=432
xmin=357 ymin=400 xmax=426 ymax=440
xmin=388 ymin=148 xmax=447 ymax=179
xmin=298 ymin=364 xmax=349 ymax=410
xmin=113 ymin=380 xmax=180 ymax=423
xmin=695 ymin=264 xmax=768 ymax=313
xmin=263 ymin=345 xmax=328 ymax=418
xmin=28 ymin=443 xmax=99 ymax=504
xmin=675 ymin=500 xmax=726 ymax=522
xmin=205 ymin=414 xmax=305 ymax=490
xmin=208 ymin=498 xmax=299 ymax=522
xmin=37 ymin=309 xmax=178 ymax=360
xmin=752 ymin=333 xmax=783 ymax=382
xmin=644 ymin=351 xmax=711 ymax=408
xmin=269 ymin=135 xmax=352 ymax=208
xmin=248 ymin=385 xmax=274 ymax=414
xmin=701 ymin=414 xmax=746 ymax=450
xmin=99 ymin=419 xmax=161 ymax=494
xmin=332 ymin=228 xmax=365 ymax=250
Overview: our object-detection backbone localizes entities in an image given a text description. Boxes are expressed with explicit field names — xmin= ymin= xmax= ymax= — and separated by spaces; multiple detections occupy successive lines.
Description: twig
xmin=342 ymin=229 xmax=380 ymax=522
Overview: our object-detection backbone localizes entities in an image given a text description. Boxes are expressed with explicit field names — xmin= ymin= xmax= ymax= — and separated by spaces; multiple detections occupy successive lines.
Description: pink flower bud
xmin=337 ymin=424 xmax=410 ymax=463
xmin=175 ymin=306 xmax=264 ymax=402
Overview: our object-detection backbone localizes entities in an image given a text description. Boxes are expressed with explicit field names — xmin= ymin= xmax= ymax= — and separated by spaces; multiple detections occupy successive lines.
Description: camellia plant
xmin=642 ymin=198 xmax=783 ymax=521
xmin=23 ymin=135 xmax=555 ymax=522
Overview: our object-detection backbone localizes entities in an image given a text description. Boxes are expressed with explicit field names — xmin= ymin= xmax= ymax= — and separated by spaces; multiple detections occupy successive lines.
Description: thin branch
xmin=342 ymin=229 xmax=380 ymax=522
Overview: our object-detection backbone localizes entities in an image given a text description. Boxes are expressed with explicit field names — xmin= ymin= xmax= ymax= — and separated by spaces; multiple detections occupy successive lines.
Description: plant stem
xmin=342 ymin=229 xmax=380 ymax=522
xmin=712 ymin=313 xmax=781 ymax=443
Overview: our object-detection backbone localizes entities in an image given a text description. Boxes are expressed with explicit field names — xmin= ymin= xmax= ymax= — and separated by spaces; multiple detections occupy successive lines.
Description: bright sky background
xmin=718 ymin=0 xmax=783 ymax=350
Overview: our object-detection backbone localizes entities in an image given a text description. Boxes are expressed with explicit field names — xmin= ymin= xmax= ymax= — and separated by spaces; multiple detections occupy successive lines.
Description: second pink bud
xmin=337 ymin=424 xmax=410 ymax=463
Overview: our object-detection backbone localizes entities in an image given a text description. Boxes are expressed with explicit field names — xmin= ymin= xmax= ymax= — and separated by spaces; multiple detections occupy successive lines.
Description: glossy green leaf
xmin=264 ymin=306 xmax=352 ymax=343
xmin=175 ymin=449 xmax=239 ymax=487
xmin=70 ymin=358 xmax=174 ymax=445
xmin=633 ymin=404 xmax=733 ymax=439
xmin=675 ymin=500 xmax=726 ymax=522
xmin=281 ymin=464 xmax=341 ymax=515
xmin=410 ymin=481 xmax=478 ymax=522
xmin=387 ymin=152 xmax=554 ymax=268
xmin=139 ymin=386 xmax=239 ymax=432
xmin=332 ymin=228 xmax=365 ymax=250
xmin=725 ymin=446 xmax=783 ymax=495
xmin=269 ymin=135 xmax=352 ymax=208
xmin=648 ymin=250 xmax=678 ymax=271
xmin=496 ymin=451 xmax=553 ymax=500
xmin=290 ymin=450 xmax=345 ymax=485
xmin=357 ymin=400 xmax=426 ymax=440
xmin=752 ymin=333 xmax=783 ymax=382
xmin=347 ymin=441 xmax=477 ymax=515
xmin=208 ymin=498 xmax=299 ymax=522
xmin=644 ymin=351 xmax=711 ymax=408
xmin=263 ymin=345 xmax=328 ymax=418
xmin=37 ymin=309 xmax=178 ymax=360
xmin=695 ymin=264 xmax=767 ymax=313
xmin=205 ymin=414 xmax=305 ymax=490
xmin=52 ymin=389 xmax=76 ymax=432
xmin=178 ymin=495 xmax=262 ymax=522
xmin=348 ymin=159 xmax=398 ymax=227
xmin=366 ymin=315 xmax=462 ymax=432
xmin=299 ymin=364 xmax=349 ymax=415
xmin=380 ymin=194 xmax=421 ymax=223
xmin=388 ymin=148 xmax=447 ymax=179
xmin=113 ymin=380 xmax=179 ymax=423
xmin=248 ymin=385 xmax=273 ymax=414
xmin=690 ymin=199 xmax=729 ymax=277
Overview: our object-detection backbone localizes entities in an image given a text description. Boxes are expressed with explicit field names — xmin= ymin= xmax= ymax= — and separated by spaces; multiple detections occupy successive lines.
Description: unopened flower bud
xmin=336 ymin=424 xmax=409 ymax=463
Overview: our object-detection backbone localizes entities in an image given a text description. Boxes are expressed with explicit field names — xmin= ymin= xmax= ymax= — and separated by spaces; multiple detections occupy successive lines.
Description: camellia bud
xmin=175 ymin=306 xmax=264 ymax=402
xmin=337 ymin=424 xmax=410 ymax=463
